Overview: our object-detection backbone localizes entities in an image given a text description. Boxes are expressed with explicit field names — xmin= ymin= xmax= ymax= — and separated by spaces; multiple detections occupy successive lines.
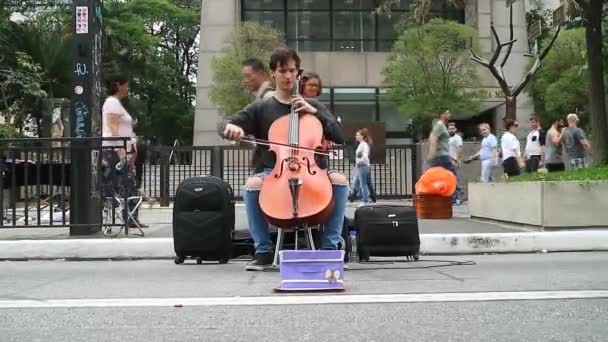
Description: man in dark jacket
xmin=219 ymin=48 xmax=348 ymax=271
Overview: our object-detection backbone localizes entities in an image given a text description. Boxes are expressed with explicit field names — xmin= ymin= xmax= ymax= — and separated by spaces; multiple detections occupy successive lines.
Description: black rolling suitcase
xmin=354 ymin=204 xmax=420 ymax=261
xmin=173 ymin=176 xmax=235 ymax=264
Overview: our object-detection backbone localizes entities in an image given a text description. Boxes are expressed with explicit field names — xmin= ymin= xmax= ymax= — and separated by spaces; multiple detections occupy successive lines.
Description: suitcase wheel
xmin=174 ymin=256 xmax=185 ymax=265
xmin=359 ymin=250 xmax=370 ymax=262
xmin=196 ymin=257 xmax=203 ymax=265
xmin=406 ymin=253 xmax=420 ymax=261
xmin=219 ymin=257 xmax=230 ymax=264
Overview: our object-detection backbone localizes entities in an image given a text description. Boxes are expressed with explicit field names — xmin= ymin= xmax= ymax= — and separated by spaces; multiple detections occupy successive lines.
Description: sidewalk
xmin=0 ymin=201 xmax=524 ymax=240
xmin=1 ymin=200 xmax=607 ymax=259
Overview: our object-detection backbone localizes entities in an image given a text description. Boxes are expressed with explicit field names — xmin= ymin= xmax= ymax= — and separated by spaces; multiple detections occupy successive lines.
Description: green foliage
xmin=382 ymin=19 xmax=481 ymax=140
xmin=102 ymin=0 xmax=200 ymax=144
xmin=1 ymin=0 xmax=199 ymax=144
xmin=527 ymin=28 xmax=591 ymax=127
xmin=508 ymin=164 xmax=608 ymax=182
xmin=0 ymin=52 xmax=47 ymax=133
xmin=0 ymin=123 xmax=24 ymax=139
xmin=209 ymin=21 xmax=284 ymax=116
xmin=0 ymin=8 xmax=71 ymax=134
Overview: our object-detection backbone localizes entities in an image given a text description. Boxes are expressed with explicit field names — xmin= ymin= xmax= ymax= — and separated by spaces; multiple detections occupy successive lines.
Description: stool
xmin=102 ymin=196 xmax=144 ymax=237
xmin=272 ymin=224 xmax=317 ymax=268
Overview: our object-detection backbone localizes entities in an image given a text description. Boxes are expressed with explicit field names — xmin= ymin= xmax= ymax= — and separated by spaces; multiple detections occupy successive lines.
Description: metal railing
xmin=1 ymin=138 xmax=417 ymax=228
xmin=141 ymin=144 xmax=417 ymax=205
xmin=0 ymin=137 xmax=130 ymax=229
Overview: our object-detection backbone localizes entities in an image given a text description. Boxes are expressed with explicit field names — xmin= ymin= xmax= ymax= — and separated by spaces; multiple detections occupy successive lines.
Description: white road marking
xmin=1 ymin=290 xmax=607 ymax=309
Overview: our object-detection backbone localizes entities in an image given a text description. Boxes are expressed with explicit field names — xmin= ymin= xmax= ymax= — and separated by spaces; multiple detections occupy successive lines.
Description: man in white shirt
xmin=448 ymin=122 xmax=463 ymax=205
xmin=524 ymin=116 xmax=545 ymax=173
xmin=501 ymin=119 xmax=524 ymax=177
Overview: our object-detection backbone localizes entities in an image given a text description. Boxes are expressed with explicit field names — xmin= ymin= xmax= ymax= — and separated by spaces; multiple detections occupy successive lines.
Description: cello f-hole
xmin=302 ymin=157 xmax=317 ymax=175
xmin=275 ymin=159 xmax=286 ymax=178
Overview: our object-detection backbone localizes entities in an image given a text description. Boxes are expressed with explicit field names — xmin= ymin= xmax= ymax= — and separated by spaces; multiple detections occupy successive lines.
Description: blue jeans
xmin=243 ymin=169 xmax=349 ymax=254
xmin=354 ymin=163 xmax=371 ymax=203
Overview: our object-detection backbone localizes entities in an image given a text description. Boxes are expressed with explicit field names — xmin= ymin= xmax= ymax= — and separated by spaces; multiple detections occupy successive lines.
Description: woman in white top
xmin=500 ymin=119 xmax=524 ymax=177
xmin=101 ymin=74 xmax=145 ymax=228
xmin=352 ymin=128 xmax=373 ymax=205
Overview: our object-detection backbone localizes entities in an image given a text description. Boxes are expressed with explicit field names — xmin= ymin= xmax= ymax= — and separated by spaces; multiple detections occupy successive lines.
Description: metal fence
xmin=1 ymin=138 xmax=416 ymax=228
xmin=141 ymin=144 xmax=417 ymax=205
xmin=0 ymin=137 xmax=129 ymax=229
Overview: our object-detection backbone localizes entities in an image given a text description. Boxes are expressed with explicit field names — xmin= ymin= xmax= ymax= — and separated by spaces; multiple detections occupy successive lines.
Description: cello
xmin=255 ymin=71 xmax=335 ymax=229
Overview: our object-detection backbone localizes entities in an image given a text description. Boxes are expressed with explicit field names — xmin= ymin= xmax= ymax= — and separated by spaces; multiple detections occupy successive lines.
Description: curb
xmin=1 ymin=231 xmax=607 ymax=260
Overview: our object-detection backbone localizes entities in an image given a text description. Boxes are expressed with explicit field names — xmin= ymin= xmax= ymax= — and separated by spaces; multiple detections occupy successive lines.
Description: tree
xmin=382 ymin=19 xmax=481 ymax=140
xmin=469 ymin=3 xmax=560 ymax=121
xmin=102 ymin=0 xmax=200 ymax=144
xmin=0 ymin=52 xmax=47 ymax=134
xmin=209 ymin=21 xmax=284 ymax=116
xmin=0 ymin=8 xmax=72 ymax=135
xmin=561 ymin=0 xmax=608 ymax=165
xmin=527 ymin=28 xmax=589 ymax=125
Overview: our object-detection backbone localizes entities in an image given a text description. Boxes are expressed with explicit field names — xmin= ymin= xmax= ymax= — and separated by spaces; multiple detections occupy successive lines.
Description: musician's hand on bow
xmin=292 ymin=95 xmax=318 ymax=115
xmin=223 ymin=123 xmax=245 ymax=141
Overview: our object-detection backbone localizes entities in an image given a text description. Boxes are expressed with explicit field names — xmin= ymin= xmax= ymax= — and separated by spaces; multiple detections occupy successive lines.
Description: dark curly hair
xmin=105 ymin=73 xmax=128 ymax=96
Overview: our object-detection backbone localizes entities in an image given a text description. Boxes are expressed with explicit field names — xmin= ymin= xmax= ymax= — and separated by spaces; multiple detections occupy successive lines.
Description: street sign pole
xmin=70 ymin=0 xmax=103 ymax=235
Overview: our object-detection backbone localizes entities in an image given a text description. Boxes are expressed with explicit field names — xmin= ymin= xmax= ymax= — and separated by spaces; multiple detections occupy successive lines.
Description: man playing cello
xmin=219 ymin=48 xmax=348 ymax=271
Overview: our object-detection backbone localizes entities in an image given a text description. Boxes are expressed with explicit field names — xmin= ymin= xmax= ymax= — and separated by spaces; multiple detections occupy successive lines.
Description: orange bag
xmin=415 ymin=167 xmax=457 ymax=197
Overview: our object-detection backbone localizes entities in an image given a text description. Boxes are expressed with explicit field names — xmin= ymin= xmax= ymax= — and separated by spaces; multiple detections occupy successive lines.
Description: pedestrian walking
xmin=544 ymin=118 xmax=566 ymax=172
xmin=561 ymin=113 xmax=590 ymax=169
xmin=501 ymin=119 xmax=524 ymax=177
xmin=352 ymin=128 xmax=373 ymax=206
xmin=465 ymin=123 xmax=498 ymax=183
xmin=427 ymin=109 xmax=455 ymax=174
xmin=524 ymin=116 xmax=545 ymax=173
xmin=448 ymin=122 xmax=463 ymax=205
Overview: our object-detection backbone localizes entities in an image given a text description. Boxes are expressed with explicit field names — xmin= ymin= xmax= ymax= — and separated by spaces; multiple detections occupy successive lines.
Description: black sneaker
xmin=245 ymin=252 xmax=274 ymax=271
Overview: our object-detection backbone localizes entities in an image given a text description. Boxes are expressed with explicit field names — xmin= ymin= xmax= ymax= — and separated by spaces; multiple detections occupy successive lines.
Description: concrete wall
xmin=469 ymin=181 xmax=608 ymax=228
xmin=469 ymin=182 xmax=543 ymax=226
xmin=193 ymin=0 xmax=239 ymax=146
xmin=542 ymin=182 xmax=608 ymax=228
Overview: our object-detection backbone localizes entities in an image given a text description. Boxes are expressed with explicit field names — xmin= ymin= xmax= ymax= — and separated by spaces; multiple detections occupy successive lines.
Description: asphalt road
xmin=1 ymin=252 xmax=607 ymax=341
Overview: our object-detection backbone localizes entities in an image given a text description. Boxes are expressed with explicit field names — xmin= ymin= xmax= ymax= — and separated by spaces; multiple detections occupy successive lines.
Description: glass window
xmin=287 ymin=0 xmax=330 ymax=10
xmin=379 ymin=100 xmax=407 ymax=132
xmin=287 ymin=11 xmax=331 ymax=40
xmin=318 ymin=88 xmax=331 ymax=103
xmin=242 ymin=0 xmax=284 ymax=10
xmin=377 ymin=11 xmax=406 ymax=39
xmin=333 ymin=11 xmax=375 ymax=40
xmin=334 ymin=88 xmax=376 ymax=101
xmin=334 ymin=101 xmax=376 ymax=122
xmin=287 ymin=39 xmax=332 ymax=51
xmin=377 ymin=39 xmax=396 ymax=51
xmin=242 ymin=11 xmax=285 ymax=32
xmin=333 ymin=39 xmax=375 ymax=52
xmin=374 ymin=0 xmax=413 ymax=10
xmin=333 ymin=0 xmax=376 ymax=10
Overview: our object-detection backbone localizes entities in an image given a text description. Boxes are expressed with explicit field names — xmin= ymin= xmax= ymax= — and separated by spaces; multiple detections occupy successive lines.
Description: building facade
xmin=194 ymin=0 xmax=534 ymax=145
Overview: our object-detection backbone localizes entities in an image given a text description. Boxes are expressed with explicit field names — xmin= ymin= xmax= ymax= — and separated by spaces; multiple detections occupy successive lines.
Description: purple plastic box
xmin=278 ymin=250 xmax=345 ymax=291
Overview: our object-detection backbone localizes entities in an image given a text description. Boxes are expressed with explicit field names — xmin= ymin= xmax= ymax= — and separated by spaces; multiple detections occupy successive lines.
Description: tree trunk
xmin=505 ymin=96 xmax=516 ymax=120
xmin=585 ymin=0 xmax=608 ymax=165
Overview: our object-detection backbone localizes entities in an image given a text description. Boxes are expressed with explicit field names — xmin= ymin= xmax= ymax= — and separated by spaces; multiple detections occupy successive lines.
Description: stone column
xmin=193 ymin=0 xmax=239 ymax=146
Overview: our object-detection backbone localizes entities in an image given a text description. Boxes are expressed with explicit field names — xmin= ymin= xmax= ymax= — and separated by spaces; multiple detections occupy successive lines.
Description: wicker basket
xmin=413 ymin=194 xmax=453 ymax=219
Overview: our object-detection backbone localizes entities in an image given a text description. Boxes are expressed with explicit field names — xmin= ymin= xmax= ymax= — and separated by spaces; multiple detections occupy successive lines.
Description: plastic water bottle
xmin=115 ymin=161 xmax=124 ymax=171
xmin=349 ymin=230 xmax=359 ymax=262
